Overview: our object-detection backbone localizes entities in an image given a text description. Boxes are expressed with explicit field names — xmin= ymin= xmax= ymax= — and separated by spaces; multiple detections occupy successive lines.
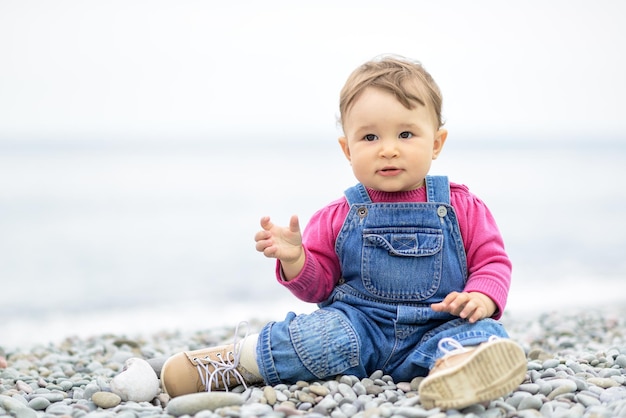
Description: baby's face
xmin=338 ymin=87 xmax=446 ymax=192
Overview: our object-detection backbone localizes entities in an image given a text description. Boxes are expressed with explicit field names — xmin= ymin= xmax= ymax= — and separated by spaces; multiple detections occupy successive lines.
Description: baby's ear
xmin=338 ymin=137 xmax=351 ymax=161
xmin=432 ymin=129 xmax=448 ymax=159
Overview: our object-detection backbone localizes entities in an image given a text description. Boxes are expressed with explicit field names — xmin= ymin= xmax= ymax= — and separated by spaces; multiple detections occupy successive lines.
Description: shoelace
xmin=437 ymin=335 xmax=500 ymax=355
xmin=194 ymin=321 xmax=249 ymax=392
xmin=437 ymin=337 xmax=468 ymax=356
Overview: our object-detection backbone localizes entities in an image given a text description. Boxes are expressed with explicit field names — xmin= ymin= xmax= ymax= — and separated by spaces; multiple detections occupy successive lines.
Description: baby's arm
xmin=254 ymin=215 xmax=305 ymax=280
xmin=430 ymin=291 xmax=496 ymax=323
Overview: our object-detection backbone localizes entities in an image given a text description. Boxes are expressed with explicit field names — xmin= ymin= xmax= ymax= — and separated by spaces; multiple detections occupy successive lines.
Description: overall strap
xmin=425 ymin=175 xmax=451 ymax=204
xmin=344 ymin=183 xmax=372 ymax=205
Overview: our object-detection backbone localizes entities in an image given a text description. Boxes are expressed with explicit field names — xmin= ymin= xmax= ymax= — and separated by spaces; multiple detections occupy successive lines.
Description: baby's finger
xmin=445 ymin=292 xmax=468 ymax=313
xmin=462 ymin=302 xmax=484 ymax=323
xmin=255 ymin=238 xmax=271 ymax=253
xmin=260 ymin=216 xmax=273 ymax=231
xmin=254 ymin=229 xmax=269 ymax=243
xmin=288 ymin=215 xmax=300 ymax=234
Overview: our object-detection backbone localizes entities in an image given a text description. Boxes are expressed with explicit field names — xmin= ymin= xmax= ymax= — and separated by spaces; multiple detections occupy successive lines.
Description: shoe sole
xmin=418 ymin=339 xmax=527 ymax=410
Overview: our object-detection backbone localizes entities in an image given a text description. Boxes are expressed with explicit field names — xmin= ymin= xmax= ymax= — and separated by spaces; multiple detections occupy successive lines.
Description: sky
xmin=1 ymin=1 xmax=626 ymax=347
xmin=1 ymin=0 xmax=625 ymax=143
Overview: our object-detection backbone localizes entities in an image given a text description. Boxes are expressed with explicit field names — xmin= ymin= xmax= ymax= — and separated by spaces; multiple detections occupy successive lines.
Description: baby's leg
xmin=160 ymin=323 xmax=263 ymax=397
xmin=412 ymin=318 xmax=526 ymax=410
xmin=256 ymin=309 xmax=365 ymax=385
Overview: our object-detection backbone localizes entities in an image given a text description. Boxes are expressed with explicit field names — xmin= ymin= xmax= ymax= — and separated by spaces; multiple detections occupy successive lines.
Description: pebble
xmin=166 ymin=392 xmax=244 ymax=416
xmin=0 ymin=307 xmax=625 ymax=417
xmin=587 ymin=377 xmax=620 ymax=388
xmin=309 ymin=384 xmax=329 ymax=397
xmin=27 ymin=396 xmax=50 ymax=410
xmin=0 ymin=394 xmax=37 ymax=418
xmin=92 ymin=391 xmax=122 ymax=408
xmin=546 ymin=379 xmax=579 ymax=399
xmin=518 ymin=394 xmax=543 ymax=410
xmin=262 ymin=385 xmax=277 ymax=405
xmin=109 ymin=357 xmax=160 ymax=402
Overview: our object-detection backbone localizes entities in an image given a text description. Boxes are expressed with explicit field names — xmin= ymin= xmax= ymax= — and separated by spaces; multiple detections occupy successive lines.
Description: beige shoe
xmin=418 ymin=337 xmax=527 ymax=410
xmin=160 ymin=324 xmax=262 ymax=397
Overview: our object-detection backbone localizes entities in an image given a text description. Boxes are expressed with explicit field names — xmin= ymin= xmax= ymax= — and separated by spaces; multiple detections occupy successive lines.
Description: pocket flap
xmin=363 ymin=228 xmax=443 ymax=256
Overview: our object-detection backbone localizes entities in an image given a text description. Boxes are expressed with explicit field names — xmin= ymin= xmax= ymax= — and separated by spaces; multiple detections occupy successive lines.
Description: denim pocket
xmin=288 ymin=310 xmax=359 ymax=379
xmin=362 ymin=227 xmax=443 ymax=301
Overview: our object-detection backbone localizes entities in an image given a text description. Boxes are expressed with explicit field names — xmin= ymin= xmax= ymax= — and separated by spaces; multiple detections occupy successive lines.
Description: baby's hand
xmin=255 ymin=215 xmax=302 ymax=261
xmin=254 ymin=215 xmax=305 ymax=280
xmin=430 ymin=291 xmax=496 ymax=323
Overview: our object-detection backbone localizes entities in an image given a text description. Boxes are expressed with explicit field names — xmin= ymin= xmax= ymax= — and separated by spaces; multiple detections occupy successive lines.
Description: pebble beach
xmin=2 ymin=305 xmax=626 ymax=418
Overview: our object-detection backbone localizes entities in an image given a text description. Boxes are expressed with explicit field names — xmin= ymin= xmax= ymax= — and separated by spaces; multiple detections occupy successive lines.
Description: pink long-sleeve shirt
xmin=276 ymin=182 xmax=512 ymax=319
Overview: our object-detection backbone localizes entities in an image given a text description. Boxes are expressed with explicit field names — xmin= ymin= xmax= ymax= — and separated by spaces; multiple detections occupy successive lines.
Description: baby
xmin=160 ymin=55 xmax=527 ymax=410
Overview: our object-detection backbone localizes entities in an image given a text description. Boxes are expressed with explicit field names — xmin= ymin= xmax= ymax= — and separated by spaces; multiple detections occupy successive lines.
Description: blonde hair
xmin=339 ymin=55 xmax=444 ymax=129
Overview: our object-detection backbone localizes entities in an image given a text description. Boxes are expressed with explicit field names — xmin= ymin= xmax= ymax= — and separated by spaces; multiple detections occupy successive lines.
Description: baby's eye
xmin=399 ymin=131 xmax=413 ymax=139
xmin=363 ymin=134 xmax=378 ymax=142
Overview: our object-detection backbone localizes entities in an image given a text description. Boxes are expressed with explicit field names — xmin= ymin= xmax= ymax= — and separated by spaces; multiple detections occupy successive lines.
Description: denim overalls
xmin=257 ymin=176 xmax=508 ymax=385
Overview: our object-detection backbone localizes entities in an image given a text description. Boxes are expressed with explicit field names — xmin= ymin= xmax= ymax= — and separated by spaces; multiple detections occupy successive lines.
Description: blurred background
xmin=1 ymin=0 xmax=625 ymax=349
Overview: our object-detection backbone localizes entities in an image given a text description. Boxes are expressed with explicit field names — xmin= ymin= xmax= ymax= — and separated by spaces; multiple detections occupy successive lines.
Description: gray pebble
xmin=390 ymin=406 xmax=433 ymax=417
xmin=507 ymin=391 xmax=532 ymax=408
xmin=515 ymin=410 xmax=544 ymax=418
xmin=518 ymin=394 xmax=543 ymax=411
xmin=3 ymin=308 xmax=626 ymax=418
xmin=338 ymin=383 xmax=357 ymax=402
xmin=577 ymin=393 xmax=601 ymax=407
xmin=0 ymin=395 xmax=37 ymax=418
xmin=600 ymin=387 xmax=626 ymax=403
xmin=275 ymin=391 xmax=288 ymax=402
xmin=546 ymin=379 xmax=578 ymax=399
xmin=536 ymin=380 xmax=553 ymax=396
xmin=330 ymin=409 xmax=348 ymax=418
xmin=339 ymin=402 xmax=358 ymax=416
xmin=297 ymin=401 xmax=312 ymax=410
xmin=492 ymin=400 xmax=517 ymax=413
xmin=395 ymin=395 xmax=421 ymax=407
xmin=242 ymin=402 xmax=273 ymax=415
xmin=542 ymin=359 xmax=560 ymax=369
xmin=27 ymin=397 xmax=50 ymax=410
xmin=410 ymin=377 xmax=423 ymax=391
xmin=565 ymin=360 xmax=584 ymax=374
xmin=369 ymin=370 xmax=383 ymax=380
xmin=599 ymin=368 xmax=622 ymax=378
xmin=166 ymin=392 xmax=244 ymax=416
xmin=59 ymin=380 xmax=74 ymax=391
xmin=45 ymin=402 xmax=74 ymax=415
xmin=296 ymin=391 xmax=315 ymax=404
xmin=383 ymin=389 xmax=398 ymax=403
xmin=352 ymin=382 xmax=367 ymax=396
xmin=10 ymin=394 xmax=28 ymax=406
xmin=116 ymin=412 xmax=139 ymax=418
xmin=84 ymin=382 xmax=101 ymax=400
xmin=615 ymin=354 xmax=626 ymax=368
xmin=325 ymin=380 xmax=339 ymax=393
xmin=28 ymin=391 xmax=65 ymax=403
xmin=316 ymin=396 xmax=338 ymax=411
xmin=519 ymin=383 xmax=541 ymax=394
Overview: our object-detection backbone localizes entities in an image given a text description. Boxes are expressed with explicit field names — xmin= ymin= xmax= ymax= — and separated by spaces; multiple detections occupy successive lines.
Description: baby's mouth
xmin=379 ymin=167 xmax=402 ymax=176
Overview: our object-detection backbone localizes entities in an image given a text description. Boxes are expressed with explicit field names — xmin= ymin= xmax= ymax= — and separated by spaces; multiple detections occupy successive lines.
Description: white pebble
xmin=110 ymin=358 xmax=160 ymax=402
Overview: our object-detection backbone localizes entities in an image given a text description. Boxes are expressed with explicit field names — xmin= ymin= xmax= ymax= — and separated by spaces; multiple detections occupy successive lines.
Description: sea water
xmin=1 ymin=137 xmax=625 ymax=348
